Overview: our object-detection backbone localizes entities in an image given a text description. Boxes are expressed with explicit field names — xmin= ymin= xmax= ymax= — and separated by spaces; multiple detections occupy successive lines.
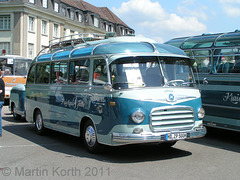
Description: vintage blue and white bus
xmin=25 ymin=34 xmax=206 ymax=153
xmin=165 ymin=30 xmax=240 ymax=132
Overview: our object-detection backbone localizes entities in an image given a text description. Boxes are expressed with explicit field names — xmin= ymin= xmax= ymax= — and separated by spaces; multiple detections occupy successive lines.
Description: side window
xmin=233 ymin=59 xmax=240 ymax=73
xmin=36 ymin=63 xmax=50 ymax=84
xmin=213 ymin=49 xmax=240 ymax=73
xmin=93 ymin=59 xmax=108 ymax=85
xmin=214 ymin=56 xmax=235 ymax=73
xmin=69 ymin=59 xmax=90 ymax=85
xmin=192 ymin=57 xmax=211 ymax=73
xmin=51 ymin=61 xmax=68 ymax=84
xmin=187 ymin=50 xmax=211 ymax=73
xmin=26 ymin=64 xmax=35 ymax=84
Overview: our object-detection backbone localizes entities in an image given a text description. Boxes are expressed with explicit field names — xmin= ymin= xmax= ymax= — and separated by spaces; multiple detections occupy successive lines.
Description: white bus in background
xmin=0 ymin=55 xmax=32 ymax=104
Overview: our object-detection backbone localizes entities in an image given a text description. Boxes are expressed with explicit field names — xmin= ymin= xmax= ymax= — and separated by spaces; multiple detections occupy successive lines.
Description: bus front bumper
xmin=112 ymin=127 xmax=206 ymax=144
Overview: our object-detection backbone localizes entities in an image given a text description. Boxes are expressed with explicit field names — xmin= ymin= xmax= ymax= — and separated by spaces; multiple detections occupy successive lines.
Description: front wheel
xmin=83 ymin=120 xmax=103 ymax=153
xmin=34 ymin=110 xmax=47 ymax=135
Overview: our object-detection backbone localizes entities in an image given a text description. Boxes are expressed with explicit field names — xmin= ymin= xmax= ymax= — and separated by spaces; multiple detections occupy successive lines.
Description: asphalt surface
xmin=1 ymin=105 xmax=240 ymax=180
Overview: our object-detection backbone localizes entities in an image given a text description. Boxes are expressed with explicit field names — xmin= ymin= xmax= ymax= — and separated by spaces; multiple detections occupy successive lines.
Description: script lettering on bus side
xmin=61 ymin=97 xmax=85 ymax=109
xmin=223 ymin=92 xmax=240 ymax=105
xmin=61 ymin=95 xmax=106 ymax=110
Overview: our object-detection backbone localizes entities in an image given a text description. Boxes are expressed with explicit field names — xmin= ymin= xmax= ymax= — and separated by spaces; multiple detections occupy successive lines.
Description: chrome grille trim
xmin=150 ymin=106 xmax=195 ymax=132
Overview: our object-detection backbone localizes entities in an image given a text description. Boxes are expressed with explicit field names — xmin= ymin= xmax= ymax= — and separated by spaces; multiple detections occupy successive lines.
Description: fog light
xmin=133 ymin=128 xmax=143 ymax=134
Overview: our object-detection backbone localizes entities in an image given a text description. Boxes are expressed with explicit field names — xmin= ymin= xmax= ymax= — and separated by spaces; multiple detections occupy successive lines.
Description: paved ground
xmin=1 ymin=105 xmax=240 ymax=180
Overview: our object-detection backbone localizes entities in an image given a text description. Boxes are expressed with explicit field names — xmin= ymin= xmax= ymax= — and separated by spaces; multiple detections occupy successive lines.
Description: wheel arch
xmin=80 ymin=116 xmax=96 ymax=138
xmin=33 ymin=107 xmax=41 ymax=123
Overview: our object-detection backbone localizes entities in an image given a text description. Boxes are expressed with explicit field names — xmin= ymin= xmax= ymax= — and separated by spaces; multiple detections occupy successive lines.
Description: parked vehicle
xmin=0 ymin=55 xmax=31 ymax=104
xmin=24 ymin=33 xmax=206 ymax=153
xmin=9 ymin=84 xmax=25 ymax=120
xmin=165 ymin=30 xmax=240 ymax=132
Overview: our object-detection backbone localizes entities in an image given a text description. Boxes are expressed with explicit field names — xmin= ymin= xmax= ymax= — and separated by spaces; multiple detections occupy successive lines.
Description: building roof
xmin=61 ymin=0 xmax=130 ymax=28
xmin=99 ymin=7 xmax=129 ymax=27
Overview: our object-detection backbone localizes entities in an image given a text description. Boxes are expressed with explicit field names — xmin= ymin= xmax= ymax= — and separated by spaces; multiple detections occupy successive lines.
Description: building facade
xmin=0 ymin=0 xmax=135 ymax=58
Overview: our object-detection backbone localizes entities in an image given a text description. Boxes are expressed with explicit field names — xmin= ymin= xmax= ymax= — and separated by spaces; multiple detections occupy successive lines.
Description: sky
xmin=85 ymin=0 xmax=240 ymax=43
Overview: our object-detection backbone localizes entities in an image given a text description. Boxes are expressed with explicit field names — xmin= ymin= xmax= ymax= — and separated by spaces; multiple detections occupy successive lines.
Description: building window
xmin=41 ymin=20 xmax=47 ymax=35
xmin=42 ymin=0 xmax=47 ymax=8
xmin=62 ymin=7 xmax=66 ymax=16
xmin=29 ymin=0 xmax=34 ymax=3
xmin=70 ymin=30 xmax=74 ymax=35
xmin=0 ymin=42 xmax=10 ymax=55
xmin=78 ymin=14 xmax=82 ymax=23
xmin=70 ymin=10 xmax=74 ymax=20
xmin=63 ymin=28 xmax=66 ymax=36
xmin=53 ymin=24 xmax=59 ymax=37
xmin=28 ymin=43 xmax=34 ymax=58
xmin=109 ymin=25 xmax=114 ymax=32
xmin=93 ymin=17 xmax=99 ymax=28
xmin=28 ymin=16 xmax=34 ymax=32
xmin=120 ymin=27 xmax=125 ymax=35
xmin=54 ymin=2 xmax=59 ymax=12
xmin=0 ymin=15 xmax=10 ymax=30
xmin=105 ymin=24 xmax=108 ymax=32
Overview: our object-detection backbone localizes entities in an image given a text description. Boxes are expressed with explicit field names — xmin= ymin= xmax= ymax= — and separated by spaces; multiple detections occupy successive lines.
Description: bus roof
xmin=36 ymin=36 xmax=187 ymax=63
xmin=164 ymin=30 xmax=240 ymax=50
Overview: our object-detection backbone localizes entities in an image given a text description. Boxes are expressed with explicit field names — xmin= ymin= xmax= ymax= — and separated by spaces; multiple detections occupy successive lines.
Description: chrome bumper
xmin=112 ymin=127 xmax=206 ymax=144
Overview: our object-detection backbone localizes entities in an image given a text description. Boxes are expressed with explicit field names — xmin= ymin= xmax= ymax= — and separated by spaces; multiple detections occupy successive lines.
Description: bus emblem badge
xmin=167 ymin=94 xmax=175 ymax=102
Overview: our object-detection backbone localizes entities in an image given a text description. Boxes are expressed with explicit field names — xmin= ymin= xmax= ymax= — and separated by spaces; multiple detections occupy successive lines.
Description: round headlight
xmin=197 ymin=107 xmax=205 ymax=119
xmin=131 ymin=110 xmax=145 ymax=124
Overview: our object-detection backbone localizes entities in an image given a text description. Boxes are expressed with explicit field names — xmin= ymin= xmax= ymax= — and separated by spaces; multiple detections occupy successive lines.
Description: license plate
xmin=166 ymin=133 xmax=187 ymax=141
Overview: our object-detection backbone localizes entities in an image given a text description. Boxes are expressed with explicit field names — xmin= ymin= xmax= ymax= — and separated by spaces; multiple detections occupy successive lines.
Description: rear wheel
xmin=12 ymin=103 xmax=22 ymax=120
xmin=83 ymin=120 xmax=103 ymax=153
xmin=34 ymin=110 xmax=47 ymax=135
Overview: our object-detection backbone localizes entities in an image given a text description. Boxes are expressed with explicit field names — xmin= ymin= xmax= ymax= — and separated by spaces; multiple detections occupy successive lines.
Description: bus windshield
xmin=15 ymin=59 xmax=32 ymax=76
xmin=0 ymin=57 xmax=32 ymax=76
xmin=110 ymin=57 xmax=195 ymax=89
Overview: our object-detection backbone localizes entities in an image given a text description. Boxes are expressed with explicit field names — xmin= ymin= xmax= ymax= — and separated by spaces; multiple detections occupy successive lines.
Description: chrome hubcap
xmin=36 ymin=114 xmax=42 ymax=130
xmin=85 ymin=125 xmax=96 ymax=147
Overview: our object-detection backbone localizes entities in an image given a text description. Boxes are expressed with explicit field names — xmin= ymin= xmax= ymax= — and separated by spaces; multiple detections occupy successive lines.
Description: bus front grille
xmin=150 ymin=106 xmax=195 ymax=131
